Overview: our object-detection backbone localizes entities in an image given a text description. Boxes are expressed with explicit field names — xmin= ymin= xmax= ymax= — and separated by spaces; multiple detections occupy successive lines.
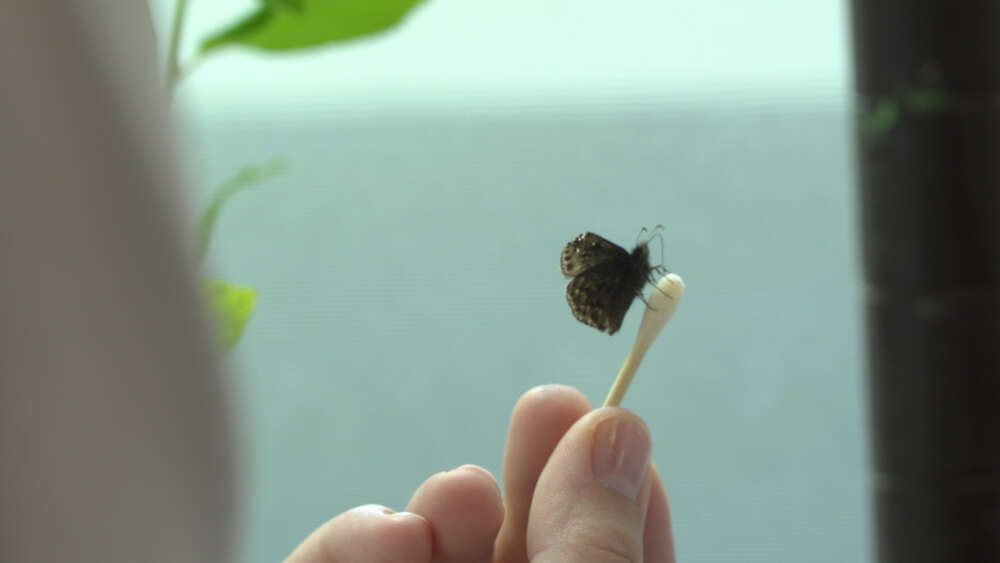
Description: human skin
xmin=285 ymin=385 xmax=676 ymax=563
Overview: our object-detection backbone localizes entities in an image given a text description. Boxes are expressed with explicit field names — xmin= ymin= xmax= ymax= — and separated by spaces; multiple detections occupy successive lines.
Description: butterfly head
xmin=631 ymin=241 xmax=650 ymax=262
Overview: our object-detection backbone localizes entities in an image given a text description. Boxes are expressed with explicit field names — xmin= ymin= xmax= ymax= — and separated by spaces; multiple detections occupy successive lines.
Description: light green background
xmin=153 ymin=0 xmax=849 ymax=116
xmin=152 ymin=2 xmax=868 ymax=561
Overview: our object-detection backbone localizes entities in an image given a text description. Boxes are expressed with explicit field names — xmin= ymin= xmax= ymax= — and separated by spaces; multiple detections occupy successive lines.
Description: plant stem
xmin=165 ymin=0 xmax=191 ymax=96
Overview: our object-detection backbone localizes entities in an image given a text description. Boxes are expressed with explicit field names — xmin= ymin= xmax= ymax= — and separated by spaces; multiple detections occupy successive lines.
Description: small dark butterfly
xmin=561 ymin=228 xmax=666 ymax=335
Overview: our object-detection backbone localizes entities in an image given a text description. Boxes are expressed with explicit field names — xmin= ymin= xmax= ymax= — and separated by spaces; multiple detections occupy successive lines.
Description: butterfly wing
xmin=560 ymin=232 xmax=629 ymax=278
xmin=565 ymin=257 xmax=637 ymax=334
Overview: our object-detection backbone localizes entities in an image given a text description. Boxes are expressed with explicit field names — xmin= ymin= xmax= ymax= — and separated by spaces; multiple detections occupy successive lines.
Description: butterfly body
xmin=561 ymin=232 xmax=654 ymax=334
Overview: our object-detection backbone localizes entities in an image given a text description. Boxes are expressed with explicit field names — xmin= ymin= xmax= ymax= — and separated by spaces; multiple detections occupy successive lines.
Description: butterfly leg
xmin=637 ymin=291 xmax=657 ymax=311
xmin=646 ymin=271 xmax=673 ymax=299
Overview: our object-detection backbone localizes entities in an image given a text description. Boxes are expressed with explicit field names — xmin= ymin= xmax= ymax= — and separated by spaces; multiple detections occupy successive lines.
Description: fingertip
xmin=523 ymin=384 xmax=586 ymax=402
xmin=526 ymin=408 xmax=655 ymax=563
xmin=495 ymin=386 xmax=594 ymax=561
xmin=441 ymin=465 xmax=504 ymax=522
xmin=406 ymin=465 xmax=504 ymax=561
xmin=455 ymin=464 xmax=502 ymax=495
xmin=285 ymin=504 xmax=432 ymax=563
xmin=385 ymin=509 xmax=432 ymax=531
xmin=513 ymin=385 xmax=592 ymax=423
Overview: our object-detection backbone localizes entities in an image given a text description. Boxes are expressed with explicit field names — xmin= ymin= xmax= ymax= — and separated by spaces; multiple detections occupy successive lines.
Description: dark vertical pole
xmin=850 ymin=2 xmax=1000 ymax=561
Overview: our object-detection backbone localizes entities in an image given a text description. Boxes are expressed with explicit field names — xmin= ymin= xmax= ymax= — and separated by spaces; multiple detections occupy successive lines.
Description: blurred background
xmin=149 ymin=1 xmax=865 ymax=561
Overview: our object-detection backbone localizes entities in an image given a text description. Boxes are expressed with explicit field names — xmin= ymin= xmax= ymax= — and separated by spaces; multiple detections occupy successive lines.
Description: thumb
xmin=527 ymin=408 xmax=653 ymax=563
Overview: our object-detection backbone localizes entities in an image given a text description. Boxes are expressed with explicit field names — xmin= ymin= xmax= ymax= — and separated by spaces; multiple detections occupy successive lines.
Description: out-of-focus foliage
xmin=205 ymin=279 xmax=258 ymax=354
xmin=200 ymin=0 xmax=426 ymax=54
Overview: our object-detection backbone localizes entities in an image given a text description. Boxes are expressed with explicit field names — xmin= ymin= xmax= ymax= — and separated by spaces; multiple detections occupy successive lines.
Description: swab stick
xmin=603 ymin=273 xmax=685 ymax=407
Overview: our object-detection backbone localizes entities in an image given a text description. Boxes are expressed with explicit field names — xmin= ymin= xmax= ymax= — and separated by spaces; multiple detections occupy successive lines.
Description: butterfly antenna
xmin=637 ymin=224 xmax=665 ymax=247
xmin=635 ymin=226 xmax=649 ymax=248
xmin=654 ymin=231 xmax=666 ymax=271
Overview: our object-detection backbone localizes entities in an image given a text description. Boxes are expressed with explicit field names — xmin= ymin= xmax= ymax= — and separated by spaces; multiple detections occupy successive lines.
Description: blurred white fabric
xmin=0 ymin=3 xmax=233 ymax=562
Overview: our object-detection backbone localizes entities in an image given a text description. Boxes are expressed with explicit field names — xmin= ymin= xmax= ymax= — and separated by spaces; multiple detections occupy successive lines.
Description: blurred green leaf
xmin=904 ymin=89 xmax=948 ymax=113
xmin=196 ymin=157 xmax=286 ymax=265
xmin=265 ymin=0 xmax=304 ymax=10
xmin=199 ymin=0 xmax=426 ymax=54
xmin=205 ymin=279 xmax=257 ymax=354
xmin=862 ymin=98 xmax=900 ymax=137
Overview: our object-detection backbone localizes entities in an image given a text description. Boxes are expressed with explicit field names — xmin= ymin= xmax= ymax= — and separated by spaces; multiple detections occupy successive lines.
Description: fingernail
xmin=355 ymin=504 xmax=395 ymax=516
xmin=390 ymin=511 xmax=426 ymax=523
xmin=592 ymin=418 xmax=651 ymax=500
xmin=355 ymin=505 xmax=425 ymax=524
xmin=454 ymin=464 xmax=502 ymax=493
xmin=454 ymin=464 xmax=492 ymax=478
xmin=528 ymin=384 xmax=569 ymax=396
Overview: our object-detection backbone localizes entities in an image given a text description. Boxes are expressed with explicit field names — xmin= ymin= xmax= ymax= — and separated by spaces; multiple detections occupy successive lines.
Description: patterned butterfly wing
xmin=562 ymin=232 xmax=651 ymax=334
xmin=560 ymin=232 xmax=629 ymax=278
xmin=565 ymin=258 xmax=636 ymax=334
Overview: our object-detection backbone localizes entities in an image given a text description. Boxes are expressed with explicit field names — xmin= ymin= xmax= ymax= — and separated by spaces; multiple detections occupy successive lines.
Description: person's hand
xmin=285 ymin=385 xmax=675 ymax=562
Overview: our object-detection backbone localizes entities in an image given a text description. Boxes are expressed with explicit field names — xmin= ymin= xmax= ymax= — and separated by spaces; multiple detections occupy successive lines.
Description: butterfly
xmin=560 ymin=228 xmax=666 ymax=334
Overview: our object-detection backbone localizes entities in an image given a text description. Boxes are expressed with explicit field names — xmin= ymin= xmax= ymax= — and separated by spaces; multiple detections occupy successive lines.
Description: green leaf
xmin=903 ymin=89 xmax=949 ymax=113
xmin=862 ymin=98 xmax=900 ymax=137
xmin=205 ymin=279 xmax=257 ymax=354
xmin=199 ymin=0 xmax=426 ymax=54
xmin=265 ymin=0 xmax=305 ymax=10
xmin=196 ymin=157 xmax=286 ymax=265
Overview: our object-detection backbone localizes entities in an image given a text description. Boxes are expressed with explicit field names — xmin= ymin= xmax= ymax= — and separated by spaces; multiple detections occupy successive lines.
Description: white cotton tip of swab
xmin=637 ymin=273 xmax=684 ymax=349
xmin=603 ymin=273 xmax=684 ymax=407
